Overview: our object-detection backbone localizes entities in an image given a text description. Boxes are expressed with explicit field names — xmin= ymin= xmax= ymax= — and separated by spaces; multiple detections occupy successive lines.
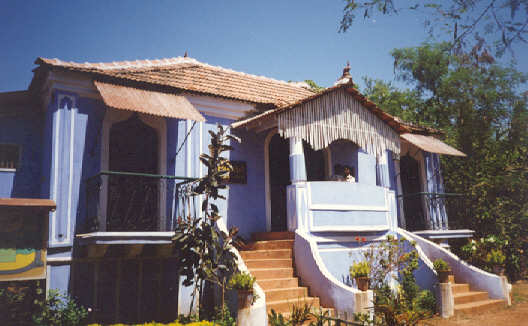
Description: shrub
xmin=349 ymin=261 xmax=370 ymax=278
xmin=227 ymin=271 xmax=255 ymax=290
xmin=415 ymin=290 xmax=436 ymax=314
xmin=433 ymin=258 xmax=450 ymax=272
xmin=486 ymin=249 xmax=506 ymax=266
xmin=33 ymin=290 xmax=88 ymax=326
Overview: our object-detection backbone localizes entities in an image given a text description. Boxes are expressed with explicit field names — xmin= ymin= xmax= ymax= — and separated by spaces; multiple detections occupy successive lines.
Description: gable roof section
xmin=33 ymin=57 xmax=315 ymax=106
xmin=233 ymin=82 xmax=425 ymax=135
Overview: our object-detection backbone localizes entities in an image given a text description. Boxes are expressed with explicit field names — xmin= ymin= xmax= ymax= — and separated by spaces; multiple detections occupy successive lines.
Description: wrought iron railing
xmin=396 ymin=192 xmax=463 ymax=231
xmin=84 ymin=171 xmax=196 ymax=233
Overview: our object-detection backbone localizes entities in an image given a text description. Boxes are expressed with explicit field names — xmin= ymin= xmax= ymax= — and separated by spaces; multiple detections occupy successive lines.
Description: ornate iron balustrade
xmin=84 ymin=171 xmax=196 ymax=233
xmin=396 ymin=192 xmax=463 ymax=231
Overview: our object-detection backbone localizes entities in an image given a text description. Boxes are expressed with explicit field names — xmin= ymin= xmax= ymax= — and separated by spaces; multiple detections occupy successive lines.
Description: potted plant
xmin=486 ymin=249 xmax=506 ymax=275
xmin=433 ymin=258 xmax=451 ymax=283
xmin=349 ymin=261 xmax=370 ymax=291
xmin=228 ymin=271 xmax=256 ymax=309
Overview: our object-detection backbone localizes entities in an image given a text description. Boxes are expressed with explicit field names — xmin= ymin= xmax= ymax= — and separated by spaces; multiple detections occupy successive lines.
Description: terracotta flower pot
xmin=437 ymin=270 xmax=451 ymax=283
xmin=237 ymin=289 xmax=254 ymax=309
xmin=355 ymin=276 xmax=369 ymax=291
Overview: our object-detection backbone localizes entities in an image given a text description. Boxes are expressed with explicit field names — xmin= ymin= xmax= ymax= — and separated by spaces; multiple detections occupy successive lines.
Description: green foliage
xmin=289 ymin=303 xmax=312 ymax=326
xmin=303 ymin=80 xmax=325 ymax=93
xmin=308 ymin=308 xmax=331 ymax=326
xmin=0 ymin=281 xmax=43 ymax=324
xmin=349 ymin=261 xmax=371 ymax=278
xmin=486 ymin=249 xmax=506 ymax=266
xmin=363 ymin=42 xmax=528 ymax=281
xmin=0 ymin=282 xmax=88 ymax=326
xmin=268 ymin=309 xmax=289 ymax=326
xmin=33 ymin=290 xmax=88 ymax=326
xmin=212 ymin=305 xmax=236 ymax=326
xmin=432 ymin=258 xmax=450 ymax=272
xmin=173 ymin=125 xmax=241 ymax=317
xmin=355 ymin=236 xmax=434 ymax=326
xmin=339 ymin=0 xmax=528 ymax=57
xmin=227 ymin=271 xmax=255 ymax=290
xmin=88 ymin=321 xmax=215 ymax=326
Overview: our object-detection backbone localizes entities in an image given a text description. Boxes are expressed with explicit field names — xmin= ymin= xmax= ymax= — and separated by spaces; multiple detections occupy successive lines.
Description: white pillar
xmin=289 ymin=137 xmax=307 ymax=183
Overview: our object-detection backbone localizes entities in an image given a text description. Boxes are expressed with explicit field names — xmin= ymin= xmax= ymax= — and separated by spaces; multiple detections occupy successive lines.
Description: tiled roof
xmin=35 ymin=57 xmax=315 ymax=106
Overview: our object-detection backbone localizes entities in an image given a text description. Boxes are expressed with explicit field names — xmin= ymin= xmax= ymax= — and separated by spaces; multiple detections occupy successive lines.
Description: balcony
xmin=82 ymin=171 xmax=195 ymax=237
xmin=397 ymin=192 xmax=473 ymax=241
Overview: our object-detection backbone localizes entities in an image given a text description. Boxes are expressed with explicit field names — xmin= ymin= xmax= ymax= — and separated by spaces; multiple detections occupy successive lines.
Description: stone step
xmin=265 ymin=287 xmax=308 ymax=302
xmin=250 ymin=268 xmax=294 ymax=279
xmin=258 ymin=277 xmax=299 ymax=290
xmin=266 ymin=297 xmax=320 ymax=314
xmin=454 ymin=299 xmax=505 ymax=315
xmin=454 ymin=291 xmax=489 ymax=305
xmin=242 ymin=239 xmax=294 ymax=251
xmin=245 ymin=258 xmax=292 ymax=269
xmin=240 ymin=249 xmax=292 ymax=260
xmin=252 ymin=231 xmax=295 ymax=241
xmin=452 ymin=283 xmax=470 ymax=294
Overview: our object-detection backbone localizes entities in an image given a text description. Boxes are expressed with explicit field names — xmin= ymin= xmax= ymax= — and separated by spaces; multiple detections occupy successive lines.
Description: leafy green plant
xmin=268 ymin=309 xmax=289 ymax=326
xmin=227 ymin=271 xmax=255 ymax=290
xmin=486 ymin=249 xmax=506 ymax=266
xmin=433 ymin=258 xmax=450 ymax=272
xmin=354 ymin=236 xmax=435 ymax=326
xmin=308 ymin=308 xmax=331 ymax=326
xmin=173 ymin=125 xmax=241 ymax=318
xmin=289 ymin=303 xmax=312 ymax=326
xmin=213 ymin=304 xmax=236 ymax=326
xmin=33 ymin=289 xmax=88 ymax=326
xmin=0 ymin=280 xmax=43 ymax=324
xmin=349 ymin=261 xmax=370 ymax=278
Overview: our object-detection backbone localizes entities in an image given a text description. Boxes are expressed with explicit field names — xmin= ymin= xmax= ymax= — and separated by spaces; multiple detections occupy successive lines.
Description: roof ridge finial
xmin=343 ymin=61 xmax=351 ymax=78
xmin=334 ymin=61 xmax=353 ymax=86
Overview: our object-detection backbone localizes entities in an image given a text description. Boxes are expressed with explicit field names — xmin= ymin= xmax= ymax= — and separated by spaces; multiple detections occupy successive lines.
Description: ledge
xmin=413 ymin=229 xmax=474 ymax=240
xmin=76 ymin=231 xmax=176 ymax=245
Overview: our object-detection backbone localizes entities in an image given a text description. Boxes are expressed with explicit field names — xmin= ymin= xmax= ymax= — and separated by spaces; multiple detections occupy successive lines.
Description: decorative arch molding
xmin=100 ymin=108 xmax=167 ymax=231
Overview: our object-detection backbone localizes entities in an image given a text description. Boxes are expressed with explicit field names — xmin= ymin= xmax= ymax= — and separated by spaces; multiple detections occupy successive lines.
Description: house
xmin=0 ymin=57 xmax=511 ymax=324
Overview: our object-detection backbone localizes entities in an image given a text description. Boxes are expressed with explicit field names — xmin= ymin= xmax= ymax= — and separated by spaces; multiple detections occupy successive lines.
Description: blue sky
xmin=1 ymin=0 xmax=527 ymax=92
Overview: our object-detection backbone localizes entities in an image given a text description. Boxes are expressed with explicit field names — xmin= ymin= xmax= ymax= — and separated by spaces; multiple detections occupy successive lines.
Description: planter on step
xmin=237 ymin=289 xmax=254 ymax=309
xmin=355 ymin=277 xmax=369 ymax=291
xmin=437 ymin=270 xmax=451 ymax=283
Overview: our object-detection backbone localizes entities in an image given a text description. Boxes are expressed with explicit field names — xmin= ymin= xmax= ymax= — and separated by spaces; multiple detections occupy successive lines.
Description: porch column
xmin=289 ymin=137 xmax=307 ymax=183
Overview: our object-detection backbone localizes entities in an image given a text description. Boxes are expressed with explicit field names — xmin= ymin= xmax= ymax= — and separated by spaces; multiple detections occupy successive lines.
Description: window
xmin=0 ymin=144 xmax=20 ymax=170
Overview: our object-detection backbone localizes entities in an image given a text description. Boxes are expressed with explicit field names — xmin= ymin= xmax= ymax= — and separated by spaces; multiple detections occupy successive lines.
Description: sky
xmin=1 ymin=0 xmax=527 ymax=93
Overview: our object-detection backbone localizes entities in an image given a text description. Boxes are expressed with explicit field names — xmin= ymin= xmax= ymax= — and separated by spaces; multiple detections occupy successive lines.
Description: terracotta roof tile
xmin=35 ymin=57 xmax=315 ymax=105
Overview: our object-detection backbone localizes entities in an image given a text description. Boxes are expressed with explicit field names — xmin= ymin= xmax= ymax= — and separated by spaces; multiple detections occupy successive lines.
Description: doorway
xmin=268 ymin=133 xmax=290 ymax=232
xmin=107 ymin=115 xmax=159 ymax=231
xmin=400 ymin=155 xmax=425 ymax=231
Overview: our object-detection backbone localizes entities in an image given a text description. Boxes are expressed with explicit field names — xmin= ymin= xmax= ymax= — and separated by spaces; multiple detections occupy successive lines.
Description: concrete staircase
xmin=449 ymin=275 xmax=506 ymax=315
xmin=240 ymin=232 xmax=332 ymax=315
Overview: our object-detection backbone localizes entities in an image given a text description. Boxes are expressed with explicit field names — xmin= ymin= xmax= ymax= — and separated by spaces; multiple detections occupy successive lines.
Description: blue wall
xmin=170 ymin=115 xmax=267 ymax=239
xmin=0 ymin=112 xmax=43 ymax=198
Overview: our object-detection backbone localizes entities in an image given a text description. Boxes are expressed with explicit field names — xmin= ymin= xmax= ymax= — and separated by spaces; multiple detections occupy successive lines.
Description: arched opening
xmin=268 ymin=133 xmax=290 ymax=231
xmin=107 ymin=115 xmax=159 ymax=231
xmin=400 ymin=155 xmax=425 ymax=231
xmin=328 ymin=139 xmax=358 ymax=181
xmin=303 ymin=141 xmax=326 ymax=181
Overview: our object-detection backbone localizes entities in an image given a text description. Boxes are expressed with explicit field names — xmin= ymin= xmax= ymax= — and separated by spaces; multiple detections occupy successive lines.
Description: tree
xmin=362 ymin=42 xmax=528 ymax=280
xmin=340 ymin=0 xmax=528 ymax=58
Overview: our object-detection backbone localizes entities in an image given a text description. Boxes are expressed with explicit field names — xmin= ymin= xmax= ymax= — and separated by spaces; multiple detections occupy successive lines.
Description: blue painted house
xmin=0 ymin=57 xmax=510 ymax=323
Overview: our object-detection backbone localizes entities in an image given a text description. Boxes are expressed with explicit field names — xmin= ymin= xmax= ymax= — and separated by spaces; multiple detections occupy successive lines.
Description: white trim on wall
xmin=100 ymin=108 xmax=168 ymax=231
